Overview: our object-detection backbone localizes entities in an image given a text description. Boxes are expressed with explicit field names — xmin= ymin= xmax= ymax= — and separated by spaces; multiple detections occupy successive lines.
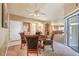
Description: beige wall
xmin=64 ymin=3 xmax=79 ymax=15
xmin=0 ymin=3 xmax=9 ymax=55
xmin=10 ymin=20 xmax=23 ymax=41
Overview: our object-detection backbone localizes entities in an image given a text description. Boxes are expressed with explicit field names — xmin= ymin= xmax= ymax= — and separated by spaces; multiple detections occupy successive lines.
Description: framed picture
xmin=2 ymin=3 xmax=8 ymax=28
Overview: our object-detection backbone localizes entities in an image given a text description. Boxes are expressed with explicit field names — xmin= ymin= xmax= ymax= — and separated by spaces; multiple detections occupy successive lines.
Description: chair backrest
xmin=20 ymin=32 xmax=26 ymax=44
xmin=51 ymin=33 xmax=54 ymax=40
xmin=20 ymin=32 xmax=25 ymax=40
xmin=26 ymin=35 xmax=39 ymax=49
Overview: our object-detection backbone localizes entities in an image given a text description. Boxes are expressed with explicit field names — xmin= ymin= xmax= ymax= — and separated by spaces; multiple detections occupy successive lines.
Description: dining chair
xmin=26 ymin=35 xmax=39 ymax=56
xmin=44 ymin=33 xmax=54 ymax=51
xmin=19 ymin=32 xmax=27 ymax=49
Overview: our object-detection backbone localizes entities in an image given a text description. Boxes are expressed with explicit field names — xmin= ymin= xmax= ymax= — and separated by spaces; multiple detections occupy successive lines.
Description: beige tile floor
xmin=6 ymin=41 xmax=79 ymax=56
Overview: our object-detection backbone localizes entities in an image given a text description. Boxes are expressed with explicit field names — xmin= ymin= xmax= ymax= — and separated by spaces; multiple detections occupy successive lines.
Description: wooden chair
xmin=44 ymin=33 xmax=54 ymax=51
xmin=19 ymin=32 xmax=26 ymax=49
xmin=26 ymin=35 xmax=39 ymax=56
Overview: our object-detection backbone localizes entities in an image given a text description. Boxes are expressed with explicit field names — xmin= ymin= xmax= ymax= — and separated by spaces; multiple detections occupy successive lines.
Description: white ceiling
xmin=7 ymin=3 xmax=64 ymax=23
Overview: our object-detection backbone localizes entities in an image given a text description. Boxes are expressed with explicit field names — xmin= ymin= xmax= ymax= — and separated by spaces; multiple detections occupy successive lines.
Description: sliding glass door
xmin=68 ymin=15 xmax=78 ymax=52
xmin=66 ymin=13 xmax=79 ymax=52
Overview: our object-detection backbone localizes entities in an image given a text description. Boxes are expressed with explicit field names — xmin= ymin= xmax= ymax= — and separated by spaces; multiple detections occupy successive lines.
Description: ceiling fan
xmin=26 ymin=4 xmax=46 ymax=17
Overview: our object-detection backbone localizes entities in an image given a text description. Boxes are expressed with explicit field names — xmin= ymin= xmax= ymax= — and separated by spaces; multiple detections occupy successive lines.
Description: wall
xmin=0 ymin=3 xmax=9 ymax=55
xmin=8 ymin=20 xmax=23 ymax=46
xmin=30 ymin=23 xmax=36 ymax=35
xmin=10 ymin=20 xmax=23 ymax=41
xmin=35 ymin=22 xmax=45 ymax=35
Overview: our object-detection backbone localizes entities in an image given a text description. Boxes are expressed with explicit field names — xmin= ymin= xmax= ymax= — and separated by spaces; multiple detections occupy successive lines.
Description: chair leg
xmin=51 ymin=43 xmax=54 ymax=51
xmin=37 ymin=53 xmax=38 ymax=56
xmin=52 ymin=47 xmax=54 ymax=51
xmin=37 ymin=50 xmax=38 ymax=56
xmin=41 ymin=45 xmax=44 ymax=51
xmin=43 ymin=45 xmax=45 ymax=51
xmin=20 ymin=43 xmax=22 ymax=49
xmin=38 ymin=48 xmax=41 ymax=54
xmin=27 ymin=51 xmax=29 ymax=56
